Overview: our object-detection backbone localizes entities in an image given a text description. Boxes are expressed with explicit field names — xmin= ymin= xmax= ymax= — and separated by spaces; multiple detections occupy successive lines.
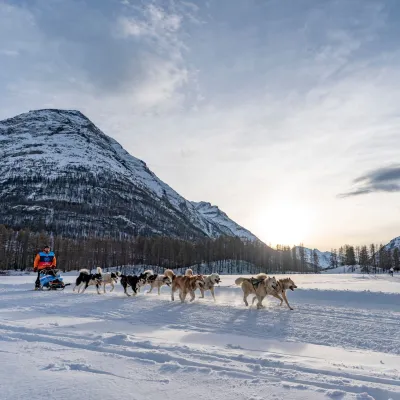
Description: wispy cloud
xmin=340 ymin=165 xmax=400 ymax=197
xmin=2 ymin=0 xmax=400 ymax=248
xmin=0 ymin=0 xmax=198 ymax=113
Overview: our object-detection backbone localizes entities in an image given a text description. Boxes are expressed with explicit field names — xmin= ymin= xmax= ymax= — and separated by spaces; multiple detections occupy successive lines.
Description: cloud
xmin=0 ymin=0 xmax=198 ymax=112
xmin=339 ymin=165 xmax=400 ymax=197
xmin=2 ymin=0 xmax=400 ymax=248
xmin=0 ymin=49 xmax=19 ymax=56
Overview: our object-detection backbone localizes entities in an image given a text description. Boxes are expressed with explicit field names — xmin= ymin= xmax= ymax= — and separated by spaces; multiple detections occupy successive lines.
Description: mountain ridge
xmin=0 ymin=109 xmax=259 ymax=242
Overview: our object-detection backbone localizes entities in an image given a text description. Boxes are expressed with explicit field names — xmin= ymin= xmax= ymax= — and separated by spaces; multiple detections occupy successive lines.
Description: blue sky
xmin=1 ymin=0 xmax=400 ymax=250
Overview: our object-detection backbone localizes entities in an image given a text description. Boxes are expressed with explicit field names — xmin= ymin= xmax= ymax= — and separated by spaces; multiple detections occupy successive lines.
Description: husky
xmin=73 ymin=267 xmax=103 ymax=294
xmin=100 ymin=269 xmax=121 ymax=293
xmin=136 ymin=269 xmax=154 ymax=291
xmin=252 ymin=277 xmax=297 ymax=310
xmin=235 ymin=273 xmax=277 ymax=308
xmin=169 ymin=270 xmax=205 ymax=302
xmin=185 ymin=269 xmax=221 ymax=301
xmin=146 ymin=269 xmax=174 ymax=295
xmin=120 ymin=270 xmax=153 ymax=296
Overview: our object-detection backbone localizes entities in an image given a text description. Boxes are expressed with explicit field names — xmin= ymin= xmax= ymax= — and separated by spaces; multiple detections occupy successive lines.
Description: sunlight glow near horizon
xmin=256 ymin=202 xmax=316 ymax=249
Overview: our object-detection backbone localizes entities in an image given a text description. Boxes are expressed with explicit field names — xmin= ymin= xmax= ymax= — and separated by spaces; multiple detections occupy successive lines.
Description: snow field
xmin=0 ymin=274 xmax=399 ymax=400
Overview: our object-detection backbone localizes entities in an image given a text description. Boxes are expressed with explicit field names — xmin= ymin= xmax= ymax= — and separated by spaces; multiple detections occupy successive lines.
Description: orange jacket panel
xmin=34 ymin=252 xmax=57 ymax=270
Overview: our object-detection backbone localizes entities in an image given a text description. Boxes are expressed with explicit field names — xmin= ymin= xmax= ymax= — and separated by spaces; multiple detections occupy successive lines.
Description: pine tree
xmin=298 ymin=244 xmax=306 ymax=273
xmin=393 ymin=248 xmax=400 ymax=272
xmin=359 ymin=246 xmax=369 ymax=273
xmin=291 ymin=246 xmax=298 ymax=272
xmin=313 ymin=250 xmax=320 ymax=273
xmin=355 ymin=246 xmax=361 ymax=265
xmin=329 ymin=249 xmax=337 ymax=269
xmin=345 ymin=245 xmax=356 ymax=268
xmin=369 ymin=244 xmax=376 ymax=273
xmin=338 ymin=247 xmax=345 ymax=266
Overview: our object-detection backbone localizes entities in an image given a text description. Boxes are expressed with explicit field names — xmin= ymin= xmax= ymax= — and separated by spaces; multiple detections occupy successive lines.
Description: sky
xmin=1 ymin=0 xmax=400 ymax=251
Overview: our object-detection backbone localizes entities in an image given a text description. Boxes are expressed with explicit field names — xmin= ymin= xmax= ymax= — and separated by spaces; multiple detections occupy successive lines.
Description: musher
xmin=33 ymin=245 xmax=57 ymax=290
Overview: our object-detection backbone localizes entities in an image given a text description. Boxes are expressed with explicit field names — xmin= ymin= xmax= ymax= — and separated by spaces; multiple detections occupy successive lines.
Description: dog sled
xmin=36 ymin=268 xmax=70 ymax=291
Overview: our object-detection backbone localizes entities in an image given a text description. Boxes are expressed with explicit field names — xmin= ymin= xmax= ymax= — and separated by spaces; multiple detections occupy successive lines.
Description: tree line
xmin=0 ymin=225 xmax=313 ymax=273
xmin=0 ymin=225 xmax=398 ymax=274
xmin=328 ymin=244 xmax=399 ymax=273
xmin=0 ymin=225 xmax=271 ymax=272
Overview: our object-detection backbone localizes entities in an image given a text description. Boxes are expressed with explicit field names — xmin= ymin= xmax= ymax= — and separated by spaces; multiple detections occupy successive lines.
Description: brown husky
xmin=235 ymin=274 xmax=277 ymax=309
xmin=170 ymin=271 xmax=205 ymax=303
xmin=252 ymin=277 xmax=297 ymax=310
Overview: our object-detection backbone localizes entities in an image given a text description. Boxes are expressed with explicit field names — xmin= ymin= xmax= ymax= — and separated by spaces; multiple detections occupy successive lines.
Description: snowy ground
xmin=0 ymin=274 xmax=399 ymax=400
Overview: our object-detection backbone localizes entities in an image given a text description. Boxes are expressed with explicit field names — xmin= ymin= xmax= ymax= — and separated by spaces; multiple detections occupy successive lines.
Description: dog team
xmin=72 ymin=267 xmax=297 ymax=309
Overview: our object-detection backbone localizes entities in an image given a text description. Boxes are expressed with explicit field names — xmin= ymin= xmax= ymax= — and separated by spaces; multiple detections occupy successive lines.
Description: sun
xmin=256 ymin=202 xmax=314 ymax=247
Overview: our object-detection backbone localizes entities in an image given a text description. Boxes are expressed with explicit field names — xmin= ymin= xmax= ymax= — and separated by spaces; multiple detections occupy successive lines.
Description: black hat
xmin=43 ymin=245 xmax=50 ymax=249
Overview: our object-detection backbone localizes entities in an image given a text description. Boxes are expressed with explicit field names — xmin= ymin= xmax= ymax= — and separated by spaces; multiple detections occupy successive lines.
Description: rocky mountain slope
xmin=383 ymin=236 xmax=400 ymax=252
xmin=192 ymin=201 xmax=257 ymax=241
xmin=0 ymin=109 xmax=259 ymax=241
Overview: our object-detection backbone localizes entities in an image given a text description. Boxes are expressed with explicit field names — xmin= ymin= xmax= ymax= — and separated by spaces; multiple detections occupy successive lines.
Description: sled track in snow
xmin=0 ymin=275 xmax=399 ymax=399
xmin=0 ymin=321 xmax=399 ymax=399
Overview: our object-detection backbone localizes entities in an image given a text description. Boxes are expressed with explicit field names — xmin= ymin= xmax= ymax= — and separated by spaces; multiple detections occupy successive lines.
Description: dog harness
xmin=147 ymin=274 xmax=157 ymax=282
xmin=250 ymin=278 xmax=264 ymax=290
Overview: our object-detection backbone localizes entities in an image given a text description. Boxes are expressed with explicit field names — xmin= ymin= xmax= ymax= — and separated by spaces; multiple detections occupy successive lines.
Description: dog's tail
xmin=164 ymin=269 xmax=176 ymax=281
xmin=79 ymin=268 xmax=90 ymax=275
xmin=143 ymin=269 xmax=154 ymax=276
xmin=96 ymin=267 xmax=102 ymax=274
xmin=185 ymin=268 xmax=194 ymax=276
xmin=255 ymin=273 xmax=268 ymax=280
xmin=235 ymin=277 xmax=246 ymax=286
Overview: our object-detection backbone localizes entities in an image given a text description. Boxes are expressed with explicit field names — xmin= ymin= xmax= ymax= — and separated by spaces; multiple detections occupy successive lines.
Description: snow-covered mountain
xmin=192 ymin=201 xmax=258 ymax=241
xmin=0 ymin=109 xmax=260 ymax=241
xmin=295 ymin=247 xmax=332 ymax=269
xmin=383 ymin=236 xmax=400 ymax=252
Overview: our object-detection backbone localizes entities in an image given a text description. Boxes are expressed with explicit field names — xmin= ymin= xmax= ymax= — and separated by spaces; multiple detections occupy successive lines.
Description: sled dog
xmin=235 ymin=274 xmax=277 ymax=308
xmin=252 ymin=277 xmax=297 ymax=310
xmin=170 ymin=270 xmax=205 ymax=302
xmin=99 ymin=268 xmax=121 ymax=293
xmin=136 ymin=270 xmax=154 ymax=292
xmin=120 ymin=270 xmax=152 ymax=296
xmin=146 ymin=269 xmax=174 ymax=295
xmin=185 ymin=269 xmax=221 ymax=301
xmin=73 ymin=267 xmax=103 ymax=294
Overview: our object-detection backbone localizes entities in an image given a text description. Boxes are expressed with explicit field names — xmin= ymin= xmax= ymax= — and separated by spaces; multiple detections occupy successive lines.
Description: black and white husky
xmin=99 ymin=268 xmax=121 ymax=293
xmin=146 ymin=269 xmax=174 ymax=295
xmin=120 ymin=270 xmax=153 ymax=296
xmin=73 ymin=267 xmax=103 ymax=294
